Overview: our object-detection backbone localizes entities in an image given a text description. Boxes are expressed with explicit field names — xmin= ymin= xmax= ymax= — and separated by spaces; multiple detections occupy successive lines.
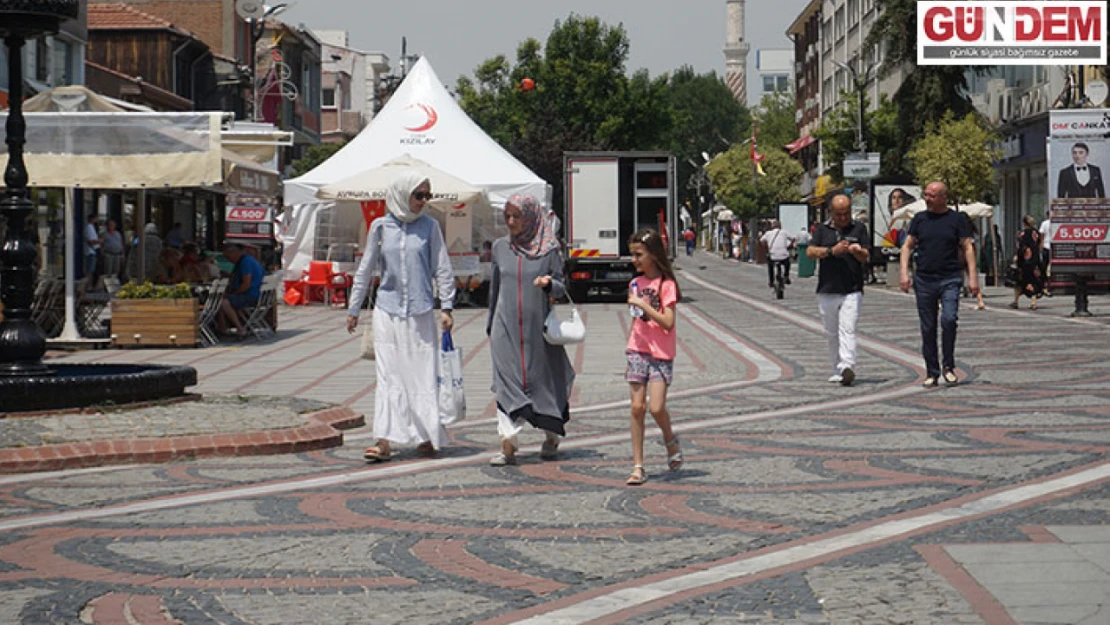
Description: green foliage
xmin=662 ymin=66 xmax=751 ymax=204
xmin=752 ymin=92 xmax=798 ymax=153
xmin=705 ymin=145 xmax=803 ymax=220
xmin=867 ymin=0 xmax=986 ymax=172
xmin=815 ymin=92 xmax=902 ymax=181
xmin=116 ymin=282 xmax=193 ymax=300
xmin=456 ymin=14 xmax=672 ymax=202
xmin=289 ymin=141 xmax=347 ymax=179
xmin=908 ymin=112 xmax=1001 ymax=205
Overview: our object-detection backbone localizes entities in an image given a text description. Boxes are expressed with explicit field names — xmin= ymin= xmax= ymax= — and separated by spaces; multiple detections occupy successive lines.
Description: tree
xmin=908 ymin=112 xmax=1001 ymax=205
xmin=815 ymin=92 xmax=902 ymax=181
xmin=455 ymin=15 xmax=673 ymax=213
xmin=661 ymin=65 xmax=751 ymax=208
xmin=867 ymin=0 xmax=986 ymax=173
xmin=705 ymin=144 xmax=803 ymax=219
xmin=752 ymin=92 xmax=797 ymax=153
xmin=289 ymin=141 xmax=346 ymax=178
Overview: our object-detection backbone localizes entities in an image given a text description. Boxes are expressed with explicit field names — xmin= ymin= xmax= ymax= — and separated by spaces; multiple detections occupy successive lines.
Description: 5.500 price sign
xmin=1054 ymin=225 xmax=1109 ymax=242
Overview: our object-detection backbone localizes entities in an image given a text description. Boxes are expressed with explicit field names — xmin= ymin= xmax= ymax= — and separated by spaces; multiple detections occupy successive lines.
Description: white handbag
xmin=544 ymin=291 xmax=586 ymax=345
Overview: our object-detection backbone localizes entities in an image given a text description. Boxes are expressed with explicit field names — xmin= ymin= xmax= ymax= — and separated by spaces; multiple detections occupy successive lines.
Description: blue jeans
xmin=914 ymin=274 xmax=961 ymax=378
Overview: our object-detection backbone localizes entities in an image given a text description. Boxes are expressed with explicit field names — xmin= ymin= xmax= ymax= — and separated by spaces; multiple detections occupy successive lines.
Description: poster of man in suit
xmin=1055 ymin=142 xmax=1105 ymax=199
xmin=1048 ymin=109 xmax=1110 ymax=273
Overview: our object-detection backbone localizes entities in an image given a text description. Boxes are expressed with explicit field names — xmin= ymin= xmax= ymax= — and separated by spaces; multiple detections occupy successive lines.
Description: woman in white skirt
xmin=345 ymin=170 xmax=456 ymax=462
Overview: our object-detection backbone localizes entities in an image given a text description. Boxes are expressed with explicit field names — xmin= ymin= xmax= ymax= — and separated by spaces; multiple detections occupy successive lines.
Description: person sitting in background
xmin=218 ymin=242 xmax=265 ymax=336
xmin=165 ymin=222 xmax=185 ymax=249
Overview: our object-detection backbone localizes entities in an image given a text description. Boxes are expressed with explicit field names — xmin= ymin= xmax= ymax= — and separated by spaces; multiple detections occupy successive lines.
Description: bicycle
xmin=771 ymin=258 xmax=788 ymax=300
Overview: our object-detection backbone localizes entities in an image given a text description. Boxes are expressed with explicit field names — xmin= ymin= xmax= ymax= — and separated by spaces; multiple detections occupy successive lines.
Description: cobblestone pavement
xmin=1 ymin=251 xmax=1108 ymax=624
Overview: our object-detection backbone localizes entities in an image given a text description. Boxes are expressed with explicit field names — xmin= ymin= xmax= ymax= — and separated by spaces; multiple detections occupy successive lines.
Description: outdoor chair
xmin=198 ymin=277 xmax=228 ymax=346
xmin=301 ymin=261 xmax=333 ymax=306
xmin=241 ymin=274 xmax=280 ymax=339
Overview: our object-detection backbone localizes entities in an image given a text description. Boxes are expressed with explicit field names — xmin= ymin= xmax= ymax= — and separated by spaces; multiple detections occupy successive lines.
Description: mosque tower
xmin=724 ymin=0 xmax=750 ymax=104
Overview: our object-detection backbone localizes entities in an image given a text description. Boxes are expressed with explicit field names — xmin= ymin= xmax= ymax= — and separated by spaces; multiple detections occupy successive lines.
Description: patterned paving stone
xmin=0 ymin=252 xmax=1104 ymax=624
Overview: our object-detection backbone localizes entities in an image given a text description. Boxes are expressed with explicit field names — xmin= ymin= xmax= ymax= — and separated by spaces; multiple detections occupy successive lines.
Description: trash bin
xmin=796 ymin=245 xmax=815 ymax=278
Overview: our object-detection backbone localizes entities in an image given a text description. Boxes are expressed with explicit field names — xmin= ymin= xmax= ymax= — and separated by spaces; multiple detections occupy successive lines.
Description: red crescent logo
xmin=452 ymin=203 xmax=466 ymax=211
xmin=404 ymin=103 xmax=438 ymax=132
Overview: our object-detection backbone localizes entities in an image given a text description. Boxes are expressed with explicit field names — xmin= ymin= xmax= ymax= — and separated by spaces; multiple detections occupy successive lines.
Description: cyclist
xmin=760 ymin=220 xmax=795 ymax=291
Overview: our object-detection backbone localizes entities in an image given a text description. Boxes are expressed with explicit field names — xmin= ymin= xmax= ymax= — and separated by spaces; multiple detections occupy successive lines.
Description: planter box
xmin=111 ymin=298 xmax=199 ymax=348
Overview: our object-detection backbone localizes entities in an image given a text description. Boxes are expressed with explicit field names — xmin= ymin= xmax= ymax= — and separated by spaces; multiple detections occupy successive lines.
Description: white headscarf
xmin=385 ymin=169 xmax=430 ymax=223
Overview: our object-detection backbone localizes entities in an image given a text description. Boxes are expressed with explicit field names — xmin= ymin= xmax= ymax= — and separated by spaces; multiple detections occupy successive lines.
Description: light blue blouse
xmin=347 ymin=214 xmax=456 ymax=318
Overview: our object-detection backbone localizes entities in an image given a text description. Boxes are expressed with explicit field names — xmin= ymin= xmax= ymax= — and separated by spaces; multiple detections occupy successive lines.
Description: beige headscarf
xmin=386 ymin=169 xmax=431 ymax=223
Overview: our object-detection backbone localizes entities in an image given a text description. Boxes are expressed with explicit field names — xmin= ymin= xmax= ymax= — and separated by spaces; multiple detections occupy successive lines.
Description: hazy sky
xmin=274 ymin=0 xmax=814 ymax=107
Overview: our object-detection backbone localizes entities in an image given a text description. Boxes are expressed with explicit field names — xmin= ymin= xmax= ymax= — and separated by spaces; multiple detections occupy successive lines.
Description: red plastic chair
xmin=302 ymin=261 xmax=332 ymax=305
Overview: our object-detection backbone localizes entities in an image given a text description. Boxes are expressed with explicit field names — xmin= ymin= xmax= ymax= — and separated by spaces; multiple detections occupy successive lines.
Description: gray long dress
xmin=486 ymin=238 xmax=575 ymax=435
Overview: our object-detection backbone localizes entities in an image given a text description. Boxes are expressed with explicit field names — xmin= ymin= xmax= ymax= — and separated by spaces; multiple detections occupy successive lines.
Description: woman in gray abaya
xmin=486 ymin=195 xmax=575 ymax=466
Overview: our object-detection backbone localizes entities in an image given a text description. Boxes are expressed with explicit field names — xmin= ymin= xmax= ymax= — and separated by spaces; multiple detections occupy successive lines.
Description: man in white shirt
xmin=760 ymin=220 xmax=795 ymax=288
xmin=83 ymin=214 xmax=101 ymax=277
xmin=1038 ymin=209 xmax=1052 ymax=296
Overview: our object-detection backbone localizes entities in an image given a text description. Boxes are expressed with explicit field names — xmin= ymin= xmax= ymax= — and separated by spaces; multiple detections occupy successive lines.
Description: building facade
xmin=0 ymin=2 xmax=87 ymax=106
xmin=787 ymin=0 xmax=822 ymax=198
xmin=255 ymin=19 xmax=322 ymax=171
xmin=314 ymin=30 xmax=390 ymax=144
xmin=755 ymin=49 xmax=793 ymax=104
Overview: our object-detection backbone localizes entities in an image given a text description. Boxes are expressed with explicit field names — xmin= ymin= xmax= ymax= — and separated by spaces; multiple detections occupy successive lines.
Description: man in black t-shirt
xmin=807 ymin=194 xmax=870 ymax=386
xmin=899 ymin=182 xmax=979 ymax=387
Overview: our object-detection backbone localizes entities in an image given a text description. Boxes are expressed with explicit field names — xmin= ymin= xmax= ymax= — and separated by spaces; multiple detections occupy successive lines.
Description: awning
xmin=222 ymin=149 xmax=281 ymax=196
xmin=785 ymin=134 xmax=816 ymax=154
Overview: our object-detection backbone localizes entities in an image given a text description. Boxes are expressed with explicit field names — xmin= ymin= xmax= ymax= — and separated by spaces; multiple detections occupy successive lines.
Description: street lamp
xmin=0 ymin=0 xmax=79 ymax=376
xmin=248 ymin=3 xmax=288 ymax=122
xmin=832 ymin=59 xmax=874 ymax=152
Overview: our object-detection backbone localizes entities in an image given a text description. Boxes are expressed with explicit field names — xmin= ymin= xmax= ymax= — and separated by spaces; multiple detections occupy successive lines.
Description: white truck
xmin=562 ymin=151 xmax=678 ymax=301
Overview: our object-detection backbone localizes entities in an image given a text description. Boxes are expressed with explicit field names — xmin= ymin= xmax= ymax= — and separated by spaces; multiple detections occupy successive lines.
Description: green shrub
xmin=116 ymin=282 xmax=193 ymax=300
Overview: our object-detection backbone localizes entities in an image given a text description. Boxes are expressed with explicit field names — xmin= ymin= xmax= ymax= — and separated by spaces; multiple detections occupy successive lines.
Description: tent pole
xmin=58 ymin=187 xmax=81 ymax=340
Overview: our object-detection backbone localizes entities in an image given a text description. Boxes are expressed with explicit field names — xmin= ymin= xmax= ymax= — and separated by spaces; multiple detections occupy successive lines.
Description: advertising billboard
xmin=1049 ymin=109 xmax=1110 ymax=272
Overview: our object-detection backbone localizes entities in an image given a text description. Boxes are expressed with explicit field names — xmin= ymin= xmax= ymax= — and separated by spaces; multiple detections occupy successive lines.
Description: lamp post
xmin=832 ymin=59 xmax=874 ymax=152
xmin=0 ymin=0 xmax=79 ymax=376
xmin=248 ymin=3 xmax=288 ymax=122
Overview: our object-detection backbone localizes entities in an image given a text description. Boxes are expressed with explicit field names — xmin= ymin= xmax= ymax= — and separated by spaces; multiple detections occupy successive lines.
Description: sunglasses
xmin=412 ymin=191 xmax=434 ymax=201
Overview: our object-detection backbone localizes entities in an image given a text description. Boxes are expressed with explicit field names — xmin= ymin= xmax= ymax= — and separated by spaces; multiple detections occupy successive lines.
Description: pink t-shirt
xmin=626 ymin=276 xmax=677 ymax=361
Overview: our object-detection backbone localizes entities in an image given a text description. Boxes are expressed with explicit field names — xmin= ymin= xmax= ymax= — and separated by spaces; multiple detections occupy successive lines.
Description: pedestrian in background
xmin=807 ymin=194 xmax=869 ymax=386
xmin=486 ymin=195 xmax=575 ymax=466
xmin=1038 ymin=209 xmax=1052 ymax=297
xmin=683 ymin=227 xmax=695 ymax=256
xmin=100 ymin=219 xmax=124 ymax=280
xmin=899 ymin=182 xmax=979 ymax=387
xmin=1010 ymin=215 xmax=1043 ymax=311
xmin=83 ymin=214 xmax=101 ymax=278
xmin=760 ymin=220 xmax=794 ymax=288
xmin=625 ymin=229 xmax=683 ymax=486
xmin=346 ymin=171 xmax=456 ymax=462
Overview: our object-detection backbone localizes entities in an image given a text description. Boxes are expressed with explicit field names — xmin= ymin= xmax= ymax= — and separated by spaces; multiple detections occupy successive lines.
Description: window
xmin=322 ymin=87 xmax=336 ymax=107
xmin=835 ymin=7 xmax=845 ymax=40
xmin=777 ymin=75 xmax=790 ymax=92
xmin=763 ymin=75 xmax=776 ymax=93
xmin=848 ymin=0 xmax=859 ymax=22
xmin=52 ymin=39 xmax=71 ymax=86
xmin=35 ymin=37 xmax=49 ymax=82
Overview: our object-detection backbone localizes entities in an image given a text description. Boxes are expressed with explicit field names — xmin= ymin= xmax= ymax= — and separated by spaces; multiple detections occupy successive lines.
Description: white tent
xmin=282 ymin=57 xmax=547 ymax=279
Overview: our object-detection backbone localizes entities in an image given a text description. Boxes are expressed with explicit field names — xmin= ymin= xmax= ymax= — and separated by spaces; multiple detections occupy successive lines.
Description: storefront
xmin=996 ymin=115 xmax=1049 ymax=259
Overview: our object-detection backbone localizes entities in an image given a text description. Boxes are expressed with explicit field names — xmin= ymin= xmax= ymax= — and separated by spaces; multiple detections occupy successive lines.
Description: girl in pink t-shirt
xmin=624 ymin=229 xmax=684 ymax=486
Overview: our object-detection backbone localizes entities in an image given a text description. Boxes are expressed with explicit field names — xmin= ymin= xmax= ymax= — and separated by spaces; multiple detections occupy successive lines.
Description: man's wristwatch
xmin=825 ymin=247 xmax=833 ymax=258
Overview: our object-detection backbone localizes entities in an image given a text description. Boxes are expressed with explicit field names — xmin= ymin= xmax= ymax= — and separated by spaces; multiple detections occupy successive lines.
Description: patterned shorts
xmin=625 ymin=350 xmax=674 ymax=386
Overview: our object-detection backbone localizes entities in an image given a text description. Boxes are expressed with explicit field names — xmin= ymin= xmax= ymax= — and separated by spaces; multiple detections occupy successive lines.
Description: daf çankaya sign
xmin=917 ymin=1 xmax=1106 ymax=66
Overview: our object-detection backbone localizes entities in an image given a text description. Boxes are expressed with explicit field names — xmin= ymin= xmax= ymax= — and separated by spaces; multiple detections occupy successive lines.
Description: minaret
xmin=724 ymin=0 xmax=750 ymax=105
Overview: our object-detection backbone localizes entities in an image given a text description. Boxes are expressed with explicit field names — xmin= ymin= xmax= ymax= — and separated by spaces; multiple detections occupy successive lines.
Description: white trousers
xmin=373 ymin=308 xmax=447 ymax=448
xmin=817 ymin=292 xmax=861 ymax=375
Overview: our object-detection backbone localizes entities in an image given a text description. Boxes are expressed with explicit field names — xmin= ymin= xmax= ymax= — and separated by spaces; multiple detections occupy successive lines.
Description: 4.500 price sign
xmin=1054 ymin=225 xmax=1109 ymax=242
